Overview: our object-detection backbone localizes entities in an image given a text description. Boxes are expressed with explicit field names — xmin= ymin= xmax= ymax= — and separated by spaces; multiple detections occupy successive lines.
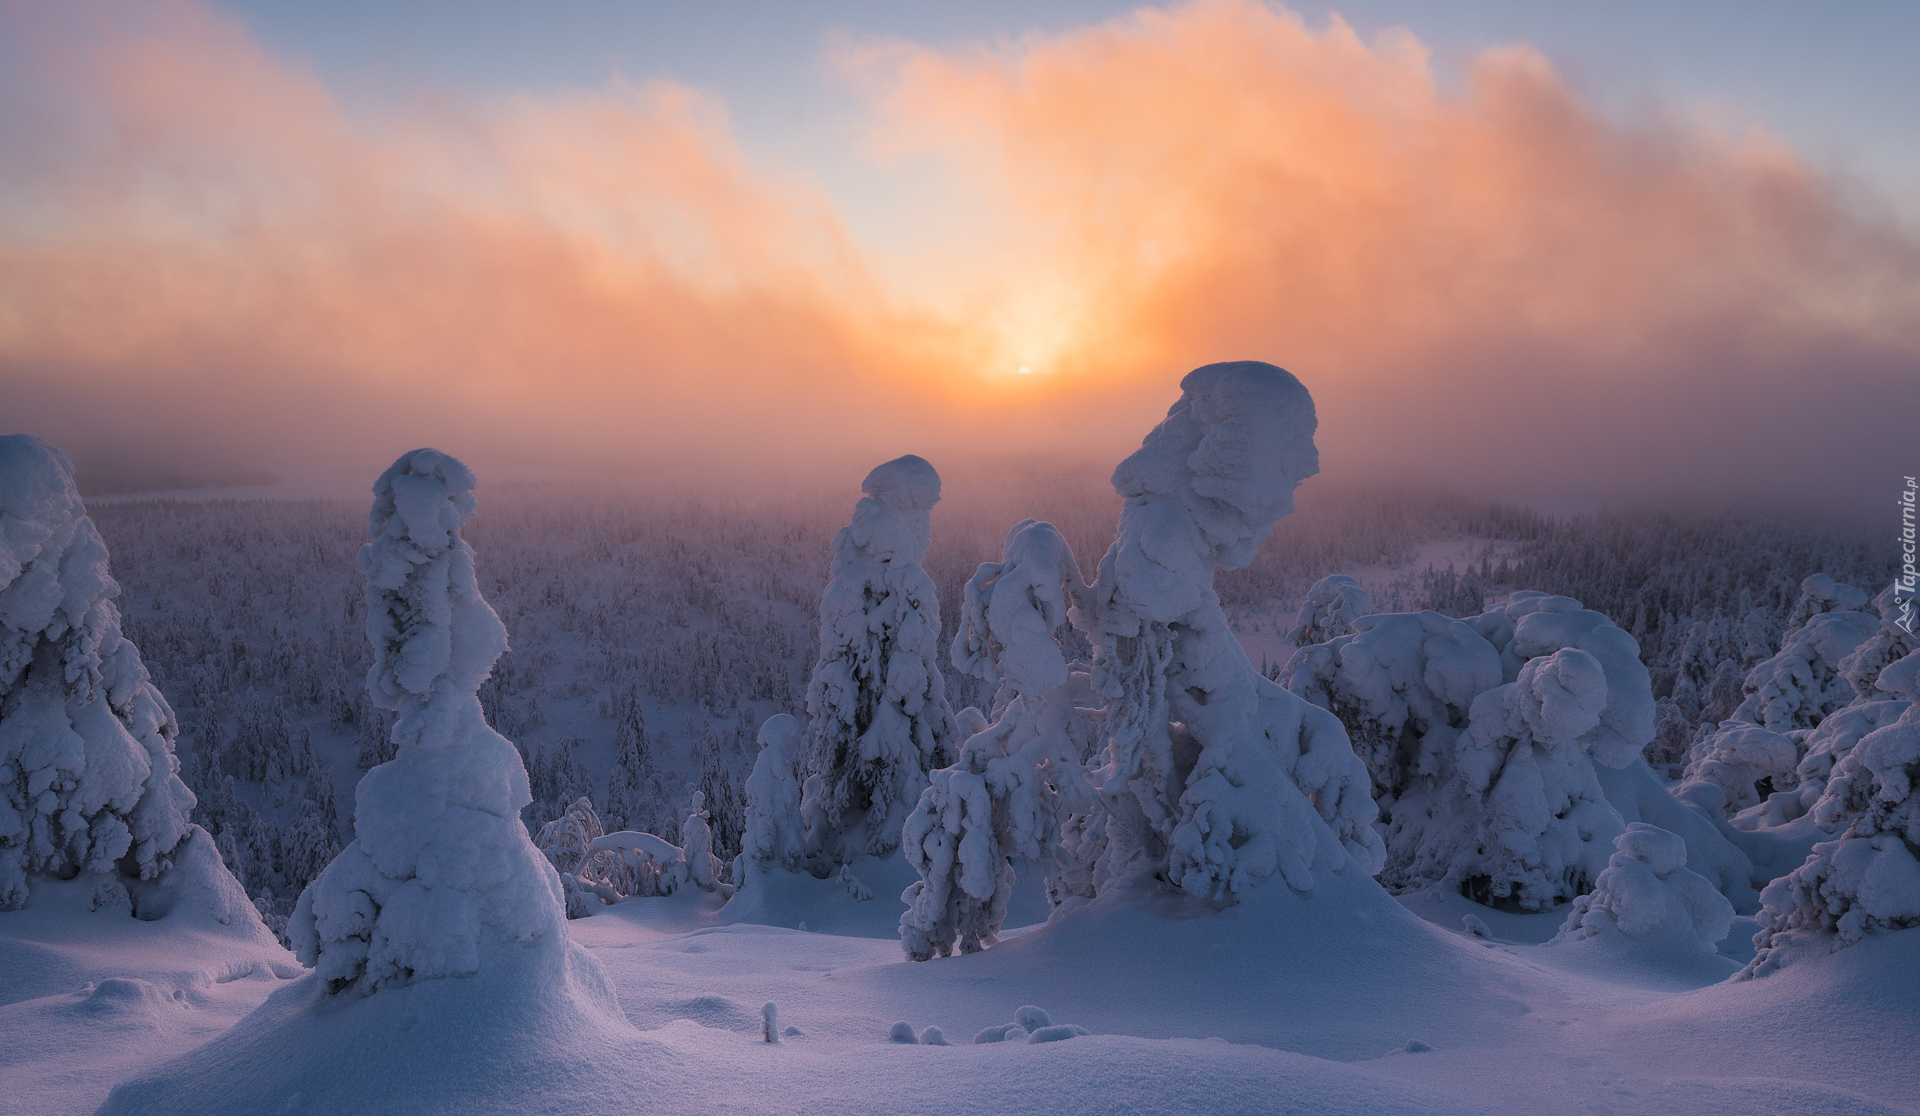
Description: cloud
xmin=2 ymin=0 xmax=1915 ymax=508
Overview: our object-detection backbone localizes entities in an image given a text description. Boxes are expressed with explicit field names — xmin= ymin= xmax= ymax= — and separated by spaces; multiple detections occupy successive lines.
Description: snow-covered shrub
xmin=796 ymin=455 xmax=958 ymax=866
xmin=738 ymin=713 xmax=805 ymax=871
xmin=1073 ymin=362 xmax=1383 ymax=901
xmin=1679 ymin=722 xmax=1801 ymax=817
xmin=1734 ymin=575 xmax=1878 ymax=731
xmin=1286 ymin=574 xmax=1373 ymax=647
xmin=1409 ymin=649 xmax=1623 ymax=910
xmin=1744 ymin=700 xmax=1920 ymax=976
xmin=1552 ymin=823 xmax=1733 ymax=953
xmin=289 ymin=449 xmax=566 ymax=995
xmin=0 ymin=435 xmax=195 ymax=909
xmin=900 ymin=521 xmax=1094 ymax=959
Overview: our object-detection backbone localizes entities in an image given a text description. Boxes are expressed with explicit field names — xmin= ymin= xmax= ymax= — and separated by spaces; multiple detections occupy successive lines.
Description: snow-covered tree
xmin=1678 ymin=721 xmax=1801 ymax=817
xmin=900 ymin=520 xmax=1096 ymax=959
xmin=1838 ymin=584 xmax=1918 ymax=700
xmin=738 ymin=713 xmax=805 ymax=871
xmin=795 ymin=455 xmax=958 ymax=867
xmin=1552 ymin=823 xmax=1734 ymax=954
xmin=1734 ymin=575 xmax=1877 ymax=731
xmin=1286 ymin=574 xmax=1374 ymax=647
xmin=1468 ymin=592 xmax=1655 ymax=769
xmin=289 ymin=449 xmax=566 ymax=995
xmin=680 ymin=790 xmax=723 ymax=893
xmin=1072 ymin=362 xmax=1383 ymax=902
xmin=1744 ymin=698 xmax=1920 ymax=976
xmin=1285 ymin=610 xmax=1502 ymax=817
xmin=0 ymin=435 xmax=196 ymax=909
xmin=1410 ymin=648 xmax=1623 ymax=909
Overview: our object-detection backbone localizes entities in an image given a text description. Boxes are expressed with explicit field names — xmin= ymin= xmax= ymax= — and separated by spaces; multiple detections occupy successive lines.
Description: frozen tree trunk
xmin=1070 ymin=362 xmax=1384 ymax=902
xmin=796 ymin=455 xmax=957 ymax=867
xmin=289 ymin=449 xmax=566 ymax=995
xmin=0 ymin=435 xmax=195 ymax=909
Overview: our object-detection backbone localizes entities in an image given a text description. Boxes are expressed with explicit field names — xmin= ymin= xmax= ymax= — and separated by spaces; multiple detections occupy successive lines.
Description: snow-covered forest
xmin=83 ymin=468 xmax=1882 ymax=942
xmin=2 ymin=365 xmax=1914 ymax=1116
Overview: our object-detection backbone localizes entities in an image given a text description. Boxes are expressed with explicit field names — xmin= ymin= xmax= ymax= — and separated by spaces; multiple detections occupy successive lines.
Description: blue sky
xmin=219 ymin=0 xmax=1920 ymax=221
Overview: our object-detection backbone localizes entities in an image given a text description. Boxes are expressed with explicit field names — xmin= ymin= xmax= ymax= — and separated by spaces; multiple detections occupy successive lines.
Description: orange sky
xmin=2 ymin=0 xmax=1916 ymax=506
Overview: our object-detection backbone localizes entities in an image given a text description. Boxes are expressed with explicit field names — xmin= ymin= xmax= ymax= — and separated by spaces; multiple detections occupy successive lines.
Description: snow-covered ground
xmin=5 ymin=868 xmax=1914 ymax=1116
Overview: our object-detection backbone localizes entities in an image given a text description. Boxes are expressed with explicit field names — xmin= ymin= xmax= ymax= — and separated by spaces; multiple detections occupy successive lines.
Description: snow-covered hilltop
xmin=0 ymin=385 xmax=1914 ymax=1116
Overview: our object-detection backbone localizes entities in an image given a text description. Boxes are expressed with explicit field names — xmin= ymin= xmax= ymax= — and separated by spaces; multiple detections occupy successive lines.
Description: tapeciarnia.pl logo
xmin=1896 ymin=475 xmax=1917 ymax=636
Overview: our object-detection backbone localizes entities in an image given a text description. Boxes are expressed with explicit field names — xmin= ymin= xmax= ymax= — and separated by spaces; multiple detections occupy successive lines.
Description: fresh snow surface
xmin=4 ymin=863 xmax=1916 ymax=1116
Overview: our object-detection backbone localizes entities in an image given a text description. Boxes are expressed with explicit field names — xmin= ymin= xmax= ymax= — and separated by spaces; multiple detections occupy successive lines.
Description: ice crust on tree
xmin=1552 ymin=823 xmax=1734 ymax=954
xmin=900 ymin=520 xmax=1095 ymax=959
xmin=1744 ymin=699 xmax=1920 ymax=976
xmin=1074 ymin=362 xmax=1383 ymax=902
xmin=289 ymin=449 xmax=565 ymax=994
xmin=0 ymin=435 xmax=195 ymax=910
xmin=1287 ymin=574 xmax=1375 ymax=647
xmin=794 ymin=455 xmax=957 ymax=866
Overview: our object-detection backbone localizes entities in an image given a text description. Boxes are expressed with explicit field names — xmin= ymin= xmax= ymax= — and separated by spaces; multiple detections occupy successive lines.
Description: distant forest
xmin=90 ymin=482 xmax=1888 ymax=943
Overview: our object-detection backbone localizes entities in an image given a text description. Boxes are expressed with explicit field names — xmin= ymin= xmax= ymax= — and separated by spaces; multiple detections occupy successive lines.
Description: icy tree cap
xmin=1613 ymin=822 xmax=1688 ymax=876
xmin=359 ymin=448 xmax=505 ymax=709
xmin=849 ymin=455 xmax=942 ymax=565
xmin=759 ymin=713 xmax=802 ymax=752
xmin=1112 ymin=361 xmax=1319 ymax=570
xmin=368 ymin=448 xmax=478 ymax=552
xmin=1874 ymin=650 xmax=1920 ymax=703
xmin=861 ymin=454 xmax=941 ymax=513
xmin=1798 ymin=573 xmax=1870 ymax=613
xmin=0 ymin=434 xmax=75 ymax=526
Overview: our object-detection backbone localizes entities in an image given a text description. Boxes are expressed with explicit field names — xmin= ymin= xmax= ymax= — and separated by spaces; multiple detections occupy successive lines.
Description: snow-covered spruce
xmin=900 ymin=520 xmax=1095 ymax=959
xmin=1284 ymin=609 xmax=1502 ymax=885
xmin=1734 ymin=574 xmax=1878 ymax=732
xmin=1073 ymin=362 xmax=1383 ymax=901
xmin=1409 ymin=649 xmax=1623 ymax=910
xmin=1286 ymin=574 xmax=1374 ymax=648
xmin=1744 ymin=699 xmax=1920 ymax=976
xmin=738 ymin=713 xmax=805 ymax=872
xmin=1838 ymin=584 xmax=1918 ymax=700
xmin=794 ymin=455 xmax=958 ymax=867
xmin=289 ymin=449 xmax=566 ymax=994
xmin=0 ymin=435 xmax=196 ymax=910
xmin=1551 ymin=823 xmax=1734 ymax=954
